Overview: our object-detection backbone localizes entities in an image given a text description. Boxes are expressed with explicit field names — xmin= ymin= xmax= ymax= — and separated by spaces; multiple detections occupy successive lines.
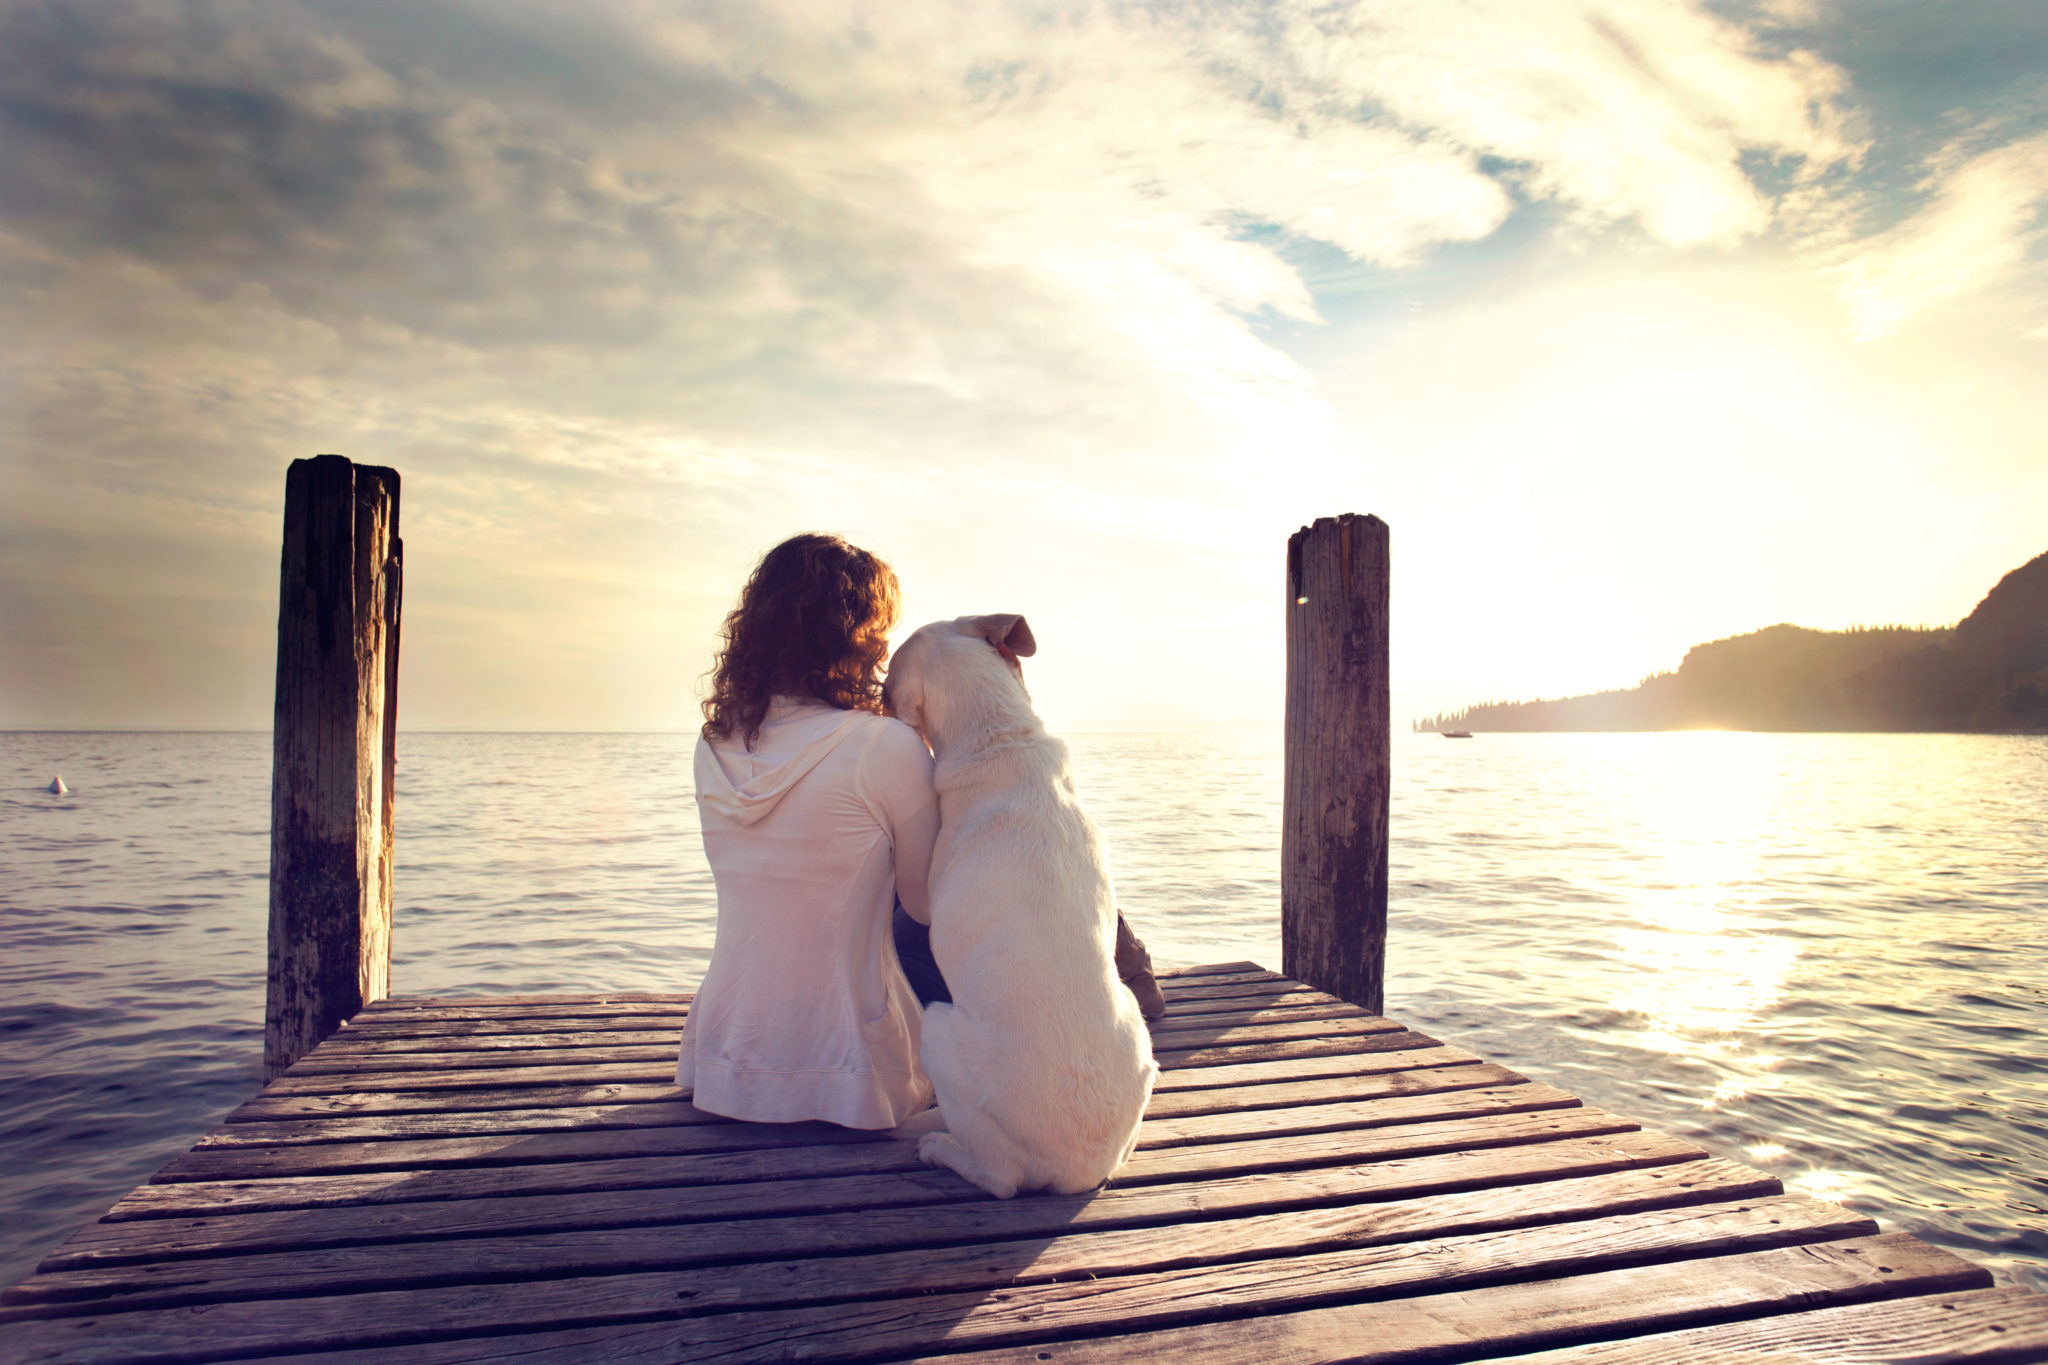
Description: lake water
xmin=2 ymin=729 xmax=2043 ymax=1293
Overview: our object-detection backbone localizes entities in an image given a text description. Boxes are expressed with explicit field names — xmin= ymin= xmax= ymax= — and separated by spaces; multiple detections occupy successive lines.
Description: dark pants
xmin=892 ymin=902 xmax=952 ymax=1006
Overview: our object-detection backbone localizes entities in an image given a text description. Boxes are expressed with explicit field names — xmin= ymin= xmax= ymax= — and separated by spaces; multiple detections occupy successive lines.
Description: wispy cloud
xmin=1829 ymin=132 xmax=2048 ymax=341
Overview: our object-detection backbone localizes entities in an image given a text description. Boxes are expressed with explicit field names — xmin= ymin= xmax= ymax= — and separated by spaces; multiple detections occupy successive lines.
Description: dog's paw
xmin=918 ymin=1132 xmax=1020 ymax=1198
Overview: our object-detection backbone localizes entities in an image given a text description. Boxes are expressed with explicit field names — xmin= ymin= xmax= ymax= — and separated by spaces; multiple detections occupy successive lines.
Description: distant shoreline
xmin=1423 ymin=549 xmax=2048 ymax=736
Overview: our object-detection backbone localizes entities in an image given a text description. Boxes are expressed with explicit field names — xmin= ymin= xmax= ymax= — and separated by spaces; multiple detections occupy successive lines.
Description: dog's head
xmin=883 ymin=614 xmax=1037 ymax=739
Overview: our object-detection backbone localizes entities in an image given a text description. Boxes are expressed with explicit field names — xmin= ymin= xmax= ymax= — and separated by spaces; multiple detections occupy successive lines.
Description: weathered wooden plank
xmin=1152 ymin=961 xmax=1264 ymax=977
xmin=1148 ymin=1043 xmax=1482 ymax=1093
xmin=281 ymin=1043 xmax=680 ymax=1074
xmin=255 ymin=1061 xmax=687 ymax=1095
xmin=907 ymin=1234 xmax=1991 ymax=1365
xmin=310 ymin=1030 xmax=685 ymax=1056
xmin=333 ymin=1013 xmax=692 ymax=1039
xmin=563 ymin=1200 xmax=1882 ymax=1365
xmin=104 ymin=1141 xmax=931 ymax=1221
xmin=1117 ymin=1107 xmax=1639 ymax=1184
xmin=2 ymin=1182 xmax=1814 ymax=1362
xmin=1147 ymin=1062 xmax=1503 ymax=1120
xmin=313 ymin=997 xmax=1343 ymax=1055
xmin=359 ymin=992 xmax=690 ymax=1013
xmin=154 ymin=1074 xmax=1572 ymax=1184
xmin=279 ymin=1015 xmax=1402 ymax=1079
xmin=204 ymin=1063 xmax=1522 ymax=1150
xmin=346 ymin=971 xmax=1264 ymax=1018
xmin=149 ymin=1113 xmax=891 ymax=1183
xmin=226 ymin=1082 xmax=687 ymax=1123
xmin=1489 ymin=1284 xmax=2048 ymax=1363
xmin=248 ymin=1027 xmax=1446 ymax=1098
xmin=325 ymin=994 xmax=1350 ymax=1044
xmin=341 ymin=1001 xmax=692 ymax=1027
xmin=7 ymin=1130 xmax=1714 ymax=1312
xmin=1146 ymin=1080 xmax=1556 ymax=1154
xmin=228 ymin=1044 xmax=1482 ymax=1123
xmin=1146 ymin=1000 xmax=1375 ymax=1032
xmin=1151 ymin=1028 xmax=1441 ymax=1069
xmin=1153 ymin=977 xmax=1324 ymax=1003
xmin=100 ymin=1106 xmax=1639 ymax=1224
xmin=199 ymin=1101 xmax=725 ymax=1148
xmin=1158 ymin=967 xmax=1283 ymax=986
xmin=333 ymin=971 xmax=1255 ymax=1026
xmin=34 ymin=1126 xmax=1721 ymax=1281
xmin=1145 ymin=1015 xmax=1407 ymax=1047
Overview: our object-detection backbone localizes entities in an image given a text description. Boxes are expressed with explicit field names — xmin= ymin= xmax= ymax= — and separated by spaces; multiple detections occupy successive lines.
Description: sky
xmin=3 ymin=0 xmax=2046 ymax=733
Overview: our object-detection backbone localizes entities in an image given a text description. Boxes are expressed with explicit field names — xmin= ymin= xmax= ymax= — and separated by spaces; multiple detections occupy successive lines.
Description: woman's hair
xmin=703 ymin=533 xmax=901 ymax=748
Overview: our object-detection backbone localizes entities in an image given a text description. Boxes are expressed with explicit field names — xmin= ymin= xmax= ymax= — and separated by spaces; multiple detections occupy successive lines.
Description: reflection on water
xmin=1387 ymin=730 xmax=2048 ymax=1288
xmin=0 ymin=728 xmax=2043 ymax=1292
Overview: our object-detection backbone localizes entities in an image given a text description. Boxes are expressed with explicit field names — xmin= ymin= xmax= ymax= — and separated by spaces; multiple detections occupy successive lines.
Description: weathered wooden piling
xmin=265 ymin=454 xmax=403 ymax=1079
xmin=1283 ymin=512 xmax=1390 ymax=1015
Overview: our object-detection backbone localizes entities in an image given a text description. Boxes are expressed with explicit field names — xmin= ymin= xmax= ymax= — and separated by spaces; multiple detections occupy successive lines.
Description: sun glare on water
xmin=1601 ymin=733 xmax=1802 ymax=1061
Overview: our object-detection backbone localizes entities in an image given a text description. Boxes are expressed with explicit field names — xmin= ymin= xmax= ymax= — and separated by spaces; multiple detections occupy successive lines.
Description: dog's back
xmin=886 ymin=616 xmax=1158 ymax=1198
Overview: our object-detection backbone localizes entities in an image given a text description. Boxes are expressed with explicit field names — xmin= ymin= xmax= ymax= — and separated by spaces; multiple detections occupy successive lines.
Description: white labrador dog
xmin=883 ymin=614 xmax=1158 ymax=1198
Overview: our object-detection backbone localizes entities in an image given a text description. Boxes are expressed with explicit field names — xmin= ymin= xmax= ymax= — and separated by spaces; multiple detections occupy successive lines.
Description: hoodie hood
xmin=695 ymin=698 xmax=873 ymax=827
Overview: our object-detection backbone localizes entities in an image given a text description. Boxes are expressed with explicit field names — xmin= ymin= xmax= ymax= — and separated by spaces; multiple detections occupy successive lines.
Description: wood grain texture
xmin=1151 ymin=1028 xmax=1441 ymax=1069
xmin=7 ymin=1131 xmax=1716 ymax=1312
xmin=146 ymin=1111 xmax=891 ymax=1183
xmin=1147 ymin=1043 xmax=1483 ymax=1092
xmin=224 ymin=1044 xmax=1480 ymax=1124
xmin=225 ymin=1081 xmax=688 ymax=1122
xmin=1 ymin=1186 xmax=1822 ymax=1362
xmin=200 ymin=1063 xmax=1517 ymax=1149
xmin=95 ymin=1106 xmax=1640 ymax=1226
xmin=1490 ymin=1284 xmax=2048 ymax=1363
xmin=265 ymin=455 xmax=402 ymax=1080
xmin=910 ymin=1235 xmax=1993 ymax=1365
xmin=252 ymin=1060 xmax=689 ymax=1095
xmin=1283 ymin=512 xmax=1390 ymax=1015
xmin=283 ymin=1015 xmax=1402 ymax=1076
xmin=312 ymin=1027 xmax=688 ymax=1052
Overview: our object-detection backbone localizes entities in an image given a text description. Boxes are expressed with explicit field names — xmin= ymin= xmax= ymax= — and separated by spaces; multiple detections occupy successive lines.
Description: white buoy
xmin=47 ymin=775 xmax=68 ymax=795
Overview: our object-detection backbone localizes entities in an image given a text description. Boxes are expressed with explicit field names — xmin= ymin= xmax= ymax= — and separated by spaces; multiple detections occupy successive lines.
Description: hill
xmin=1420 ymin=549 xmax=2048 ymax=733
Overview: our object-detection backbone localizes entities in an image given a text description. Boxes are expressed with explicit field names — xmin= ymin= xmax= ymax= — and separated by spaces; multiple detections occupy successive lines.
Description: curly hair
xmin=703 ymin=533 xmax=901 ymax=748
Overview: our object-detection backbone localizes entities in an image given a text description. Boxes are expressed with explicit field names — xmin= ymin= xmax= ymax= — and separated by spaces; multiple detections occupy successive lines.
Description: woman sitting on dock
xmin=678 ymin=533 xmax=940 ymax=1130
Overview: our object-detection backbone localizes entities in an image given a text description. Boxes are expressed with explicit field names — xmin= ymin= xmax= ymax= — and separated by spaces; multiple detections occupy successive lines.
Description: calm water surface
xmin=1 ymin=729 xmax=2043 ymax=1290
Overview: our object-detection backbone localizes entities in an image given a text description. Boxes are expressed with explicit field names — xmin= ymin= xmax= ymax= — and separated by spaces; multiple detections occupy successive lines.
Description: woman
xmin=677 ymin=533 xmax=938 ymax=1129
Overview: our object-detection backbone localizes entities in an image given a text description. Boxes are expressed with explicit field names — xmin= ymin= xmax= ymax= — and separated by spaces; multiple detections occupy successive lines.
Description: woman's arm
xmin=865 ymin=719 xmax=940 ymax=925
xmin=893 ymin=799 xmax=938 ymax=926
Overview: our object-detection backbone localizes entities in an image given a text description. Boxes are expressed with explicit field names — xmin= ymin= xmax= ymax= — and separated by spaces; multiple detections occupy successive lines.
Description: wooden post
xmin=266 ymin=455 xmax=402 ymax=1079
xmin=1283 ymin=513 xmax=1389 ymax=1014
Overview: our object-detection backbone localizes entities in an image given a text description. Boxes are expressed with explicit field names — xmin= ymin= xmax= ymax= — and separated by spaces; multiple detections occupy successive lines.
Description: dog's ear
xmin=967 ymin=614 xmax=1036 ymax=659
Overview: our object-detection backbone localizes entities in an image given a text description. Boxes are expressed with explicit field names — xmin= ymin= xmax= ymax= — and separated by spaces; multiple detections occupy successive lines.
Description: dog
xmin=882 ymin=613 xmax=1158 ymax=1198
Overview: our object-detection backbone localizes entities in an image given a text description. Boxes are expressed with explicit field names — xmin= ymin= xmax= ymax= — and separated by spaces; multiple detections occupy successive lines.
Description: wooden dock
xmin=6 ymin=963 xmax=2046 ymax=1364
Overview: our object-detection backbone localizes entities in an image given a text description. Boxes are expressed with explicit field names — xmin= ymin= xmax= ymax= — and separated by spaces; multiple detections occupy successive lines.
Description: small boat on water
xmin=1441 ymin=731 xmax=1473 ymax=739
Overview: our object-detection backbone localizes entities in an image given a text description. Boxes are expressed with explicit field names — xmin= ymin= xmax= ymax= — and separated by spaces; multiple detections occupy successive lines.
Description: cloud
xmin=1266 ymin=0 xmax=1859 ymax=246
xmin=0 ymin=1 xmax=1858 ymax=404
xmin=1829 ymin=133 xmax=2048 ymax=341
xmin=0 ymin=0 xmax=1891 ymax=726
